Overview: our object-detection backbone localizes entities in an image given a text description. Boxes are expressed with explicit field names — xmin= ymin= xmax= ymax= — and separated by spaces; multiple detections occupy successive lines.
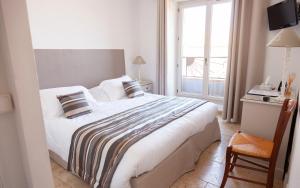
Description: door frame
xmin=0 ymin=0 xmax=55 ymax=187
xmin=176 ymin=0 xmax=233 ymax=104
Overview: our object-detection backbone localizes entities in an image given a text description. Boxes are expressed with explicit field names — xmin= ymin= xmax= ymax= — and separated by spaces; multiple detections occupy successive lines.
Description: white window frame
xmin=176 ymin=0 xmax=233 ymax=104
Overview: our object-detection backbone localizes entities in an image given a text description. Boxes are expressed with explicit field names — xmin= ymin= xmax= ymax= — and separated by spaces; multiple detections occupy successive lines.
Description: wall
xmin=287 ymin=104 xmax=300 ymax=187
xmin=135 ymin=0 xmax=180 ymax=95
xmin=26 ymin=0 xmax=300 ymax=94
xmin=135 ymin=0 xmax=159 ymax=93
xmin=0 ymin=0 xmax=54 ymax=187
xmin=26 ymin=0 xmax=162 ymax=92
xmin=244 ymin=0 xmax=269 ymax=91
xmin=264 ymin=1 xmax=300 ymax=187
xmin=264 ymin=0 xmax=300 ymax=90
xmin=0 ymin=4 xmax=29 ymax=188
xmin=26 ymin=0 xmax=141 ymax=83
xmin=0 ymin=66 xmax=27 ymax=188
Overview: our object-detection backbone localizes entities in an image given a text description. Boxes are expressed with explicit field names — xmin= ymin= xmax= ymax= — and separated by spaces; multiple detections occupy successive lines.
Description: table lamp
xmin=133 ymin=56 xmax=146 ymax=81
xmin=267 ymin=28 xmax=300 ymax=98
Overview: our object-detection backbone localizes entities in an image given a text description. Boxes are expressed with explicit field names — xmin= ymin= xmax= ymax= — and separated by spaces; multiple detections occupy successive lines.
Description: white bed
xmin=36 ymin=49 xmax=220 ymax=188
xmin=41 ymin=87 xmax=218 ymax=188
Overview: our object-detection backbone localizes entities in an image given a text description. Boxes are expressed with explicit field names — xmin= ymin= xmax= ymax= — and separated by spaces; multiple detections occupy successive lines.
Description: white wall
xmin=0 ymin=4 xmax=29 ymax=188
xmin=0 ymin=71 xmax=27 ymax=188
xmin=0 ymin=0 xmax=54 ymax=187
xmin=26 ymin=0 xmax=140 ymax=79
xmin=244 ymin=0 xmax=269 ymax=91
xmin=27 ymin=0 xmax=300 ymax=94
xmin=135 ymin=0 xmax=159 ymax=92
xmin=264 ymin=0 xmax=300 ymax=90
xmin=287 ymin=103 xmax=300 ymax=187
xmin=264 ymin=1 xmax=300 ymax=187
xmin=26 ymin=0 xmax=161 ymax=92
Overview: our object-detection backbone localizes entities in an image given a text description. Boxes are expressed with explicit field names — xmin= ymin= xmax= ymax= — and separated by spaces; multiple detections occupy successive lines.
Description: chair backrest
xmin=271 ymin=99 xmax=297 ymax=160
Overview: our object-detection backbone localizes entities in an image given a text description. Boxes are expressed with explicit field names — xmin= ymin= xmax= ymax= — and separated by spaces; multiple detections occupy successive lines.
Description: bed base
xmin=131 ymin=118 xmax=220 ymax=188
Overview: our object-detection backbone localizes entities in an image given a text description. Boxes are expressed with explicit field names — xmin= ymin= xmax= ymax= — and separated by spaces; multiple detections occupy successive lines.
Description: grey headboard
xmin=35 ymin=49 xmax=125 ymax=89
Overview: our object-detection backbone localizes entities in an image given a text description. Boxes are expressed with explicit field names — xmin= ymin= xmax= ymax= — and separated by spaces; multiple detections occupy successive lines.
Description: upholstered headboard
xmin=35 ymin=49 xmax=126 ymax=89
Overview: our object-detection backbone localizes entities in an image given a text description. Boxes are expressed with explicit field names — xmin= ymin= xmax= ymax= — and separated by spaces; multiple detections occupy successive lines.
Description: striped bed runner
xmin=68 ymin=97 xmax=207 ymax=188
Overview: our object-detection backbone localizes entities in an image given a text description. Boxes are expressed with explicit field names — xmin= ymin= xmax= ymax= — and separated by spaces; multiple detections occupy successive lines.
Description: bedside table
xmin=138 ymin=80 xmax=153 ymax=93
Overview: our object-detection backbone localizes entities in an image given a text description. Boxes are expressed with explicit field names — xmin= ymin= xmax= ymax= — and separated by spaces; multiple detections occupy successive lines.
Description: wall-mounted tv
xmin=267 ymin=0 xmax=299 ymax=31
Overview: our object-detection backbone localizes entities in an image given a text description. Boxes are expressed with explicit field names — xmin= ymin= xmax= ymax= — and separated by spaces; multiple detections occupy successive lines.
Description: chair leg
xmin=230 ymin=154 xmax=238 ymax=172
xmin=267 ymin=162 xmax=276 ymax=188
xmin=221 ymin=147 xmax=232 ymax=188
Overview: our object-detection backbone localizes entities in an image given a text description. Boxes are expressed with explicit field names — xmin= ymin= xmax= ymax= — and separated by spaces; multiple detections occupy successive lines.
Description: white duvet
xmin=43 ymin=94 xmax=218 ymax=188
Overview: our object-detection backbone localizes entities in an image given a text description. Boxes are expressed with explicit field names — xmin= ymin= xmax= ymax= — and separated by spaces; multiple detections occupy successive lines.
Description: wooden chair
xmin=220 ymin=99 xmax=297 ymax=188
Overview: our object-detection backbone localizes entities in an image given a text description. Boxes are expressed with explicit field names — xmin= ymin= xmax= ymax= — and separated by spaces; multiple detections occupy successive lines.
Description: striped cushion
xmin=122 ymin=81 xmax=144 ymax=98
xmin=57 ymin=91 xmax=92 ymax=119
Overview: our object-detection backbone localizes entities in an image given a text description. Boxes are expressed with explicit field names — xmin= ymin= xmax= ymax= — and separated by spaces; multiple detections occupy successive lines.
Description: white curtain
xmin=222 ymin=0 xmax=268 ymax=123
xmin=157 ymin=0 xmax=167 ymax=95
xmin=222 ymin=0 xmax=252 ymax=123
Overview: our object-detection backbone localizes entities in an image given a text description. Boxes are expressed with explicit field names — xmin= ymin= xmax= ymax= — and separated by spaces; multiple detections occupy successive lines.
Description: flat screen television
xmin=267 ymin=0 xmax=298 ymax=31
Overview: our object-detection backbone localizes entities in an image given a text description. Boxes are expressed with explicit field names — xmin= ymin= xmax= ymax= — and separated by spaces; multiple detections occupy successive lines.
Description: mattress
xmin=43 ymin=94 xmax=218 ymax=188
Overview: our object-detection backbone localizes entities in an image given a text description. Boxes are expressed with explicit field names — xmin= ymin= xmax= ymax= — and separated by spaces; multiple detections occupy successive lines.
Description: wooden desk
xmin=240 ymin=97 xmax=293 ymax=178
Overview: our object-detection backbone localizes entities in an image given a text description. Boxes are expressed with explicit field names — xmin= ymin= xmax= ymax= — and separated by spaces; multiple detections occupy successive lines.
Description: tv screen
xmin=267 ymin=0 xmax=298 ymax=31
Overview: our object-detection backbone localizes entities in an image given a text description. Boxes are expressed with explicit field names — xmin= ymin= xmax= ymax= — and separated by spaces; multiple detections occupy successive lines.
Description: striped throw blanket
xmin=68 ymin=97 xmax=207 ymax=188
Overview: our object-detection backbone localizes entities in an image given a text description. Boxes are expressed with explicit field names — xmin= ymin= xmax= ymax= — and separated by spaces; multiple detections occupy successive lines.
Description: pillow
xmin=99 ymin=75 xmax=132 ymax=101
xmin=40 ymin=86 xmax=96 ymax=118
xmin=89 ymin=85 xmax=110 ymax=102
xmin=122 ymin=81 xmax=144 ymax=98
xmin=57 ymin=91 xmax=92 ymax=119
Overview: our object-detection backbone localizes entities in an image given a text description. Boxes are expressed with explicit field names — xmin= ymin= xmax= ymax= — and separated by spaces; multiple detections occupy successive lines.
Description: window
xmin=177 ymin=0 xmax=233 ymax=102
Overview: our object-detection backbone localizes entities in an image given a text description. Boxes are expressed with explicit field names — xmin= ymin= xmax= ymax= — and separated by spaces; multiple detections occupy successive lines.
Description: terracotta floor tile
xmin=201 ymin=150 xmax=225 ymax=164
xmin=53 ymin=177 xmax=72 ymax=188
xmin=51 ymin=160 xmax=89 ymax=188
xmin=194 ymin=159 xmax=225 ymax=186
xmin=206 ymin=141 xmax=228 ymax=158
xmin=205 ymin=183 xmax=219 ymax=188
xmin=172 ymin=173 xmax=208 ymax=188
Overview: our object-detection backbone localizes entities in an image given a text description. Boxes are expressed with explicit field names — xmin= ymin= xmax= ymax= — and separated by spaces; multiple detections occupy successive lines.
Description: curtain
xmin=222 ymin=0 xmax=252 ymax=123
xmin=157 ymin=0 xmax=167 ymax=95
xmin=223 ymin=0 xmax=269 ymax=123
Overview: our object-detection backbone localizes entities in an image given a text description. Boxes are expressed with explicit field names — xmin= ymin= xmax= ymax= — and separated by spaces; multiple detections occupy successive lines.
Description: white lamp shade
xmin=267 ymin=28 xmax=300 ymax=47
xmin=133 ymin=56 xmax=146 ymax=64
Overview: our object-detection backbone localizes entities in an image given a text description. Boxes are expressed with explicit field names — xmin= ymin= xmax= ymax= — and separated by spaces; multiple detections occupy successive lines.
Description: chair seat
xmin=229 ymin=132 xmax=274 ymax=159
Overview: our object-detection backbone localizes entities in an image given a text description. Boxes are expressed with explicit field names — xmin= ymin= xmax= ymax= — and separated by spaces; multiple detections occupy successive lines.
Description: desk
xmin=240 ymin=97 xmax=293 ymax=178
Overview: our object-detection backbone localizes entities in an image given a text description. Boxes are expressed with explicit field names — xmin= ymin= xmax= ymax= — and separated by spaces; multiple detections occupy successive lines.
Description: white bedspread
xmin=43 ymin=94 xmax=218 ymax=188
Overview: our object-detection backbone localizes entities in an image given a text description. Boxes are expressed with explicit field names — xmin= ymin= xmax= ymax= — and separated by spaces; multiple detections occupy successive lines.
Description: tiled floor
xmin=51 ymin=117 xmax=284 ymax=188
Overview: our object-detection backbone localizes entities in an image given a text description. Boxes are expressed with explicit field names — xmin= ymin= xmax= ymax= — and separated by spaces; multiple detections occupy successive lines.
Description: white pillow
xmin=99 ymin=75 xmax=132 ymax=101
xmin=40 ymin=86 xmax=96 ymax=118
xmin=89 ymin=85 xmax=110 ymax=102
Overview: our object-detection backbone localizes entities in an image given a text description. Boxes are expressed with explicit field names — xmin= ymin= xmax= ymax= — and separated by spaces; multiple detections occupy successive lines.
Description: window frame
xmin=176 ymin=0 xmax=233 ymax=104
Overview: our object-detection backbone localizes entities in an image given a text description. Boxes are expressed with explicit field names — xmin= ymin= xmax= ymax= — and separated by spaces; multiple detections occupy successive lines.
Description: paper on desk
xmin=248 ymin=88 xmax=280 ymax=97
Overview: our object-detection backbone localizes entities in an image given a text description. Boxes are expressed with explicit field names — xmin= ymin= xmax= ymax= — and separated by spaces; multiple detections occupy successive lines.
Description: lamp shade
xmin=133 ymin=56 xmax=146 ymax=64
xmin=267 ymin=28 xmax=300 ymax=47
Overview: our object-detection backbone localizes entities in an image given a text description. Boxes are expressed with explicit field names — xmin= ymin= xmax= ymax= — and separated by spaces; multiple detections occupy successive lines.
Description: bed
xmin=35 ymin=49 xmax=221 ymax=188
